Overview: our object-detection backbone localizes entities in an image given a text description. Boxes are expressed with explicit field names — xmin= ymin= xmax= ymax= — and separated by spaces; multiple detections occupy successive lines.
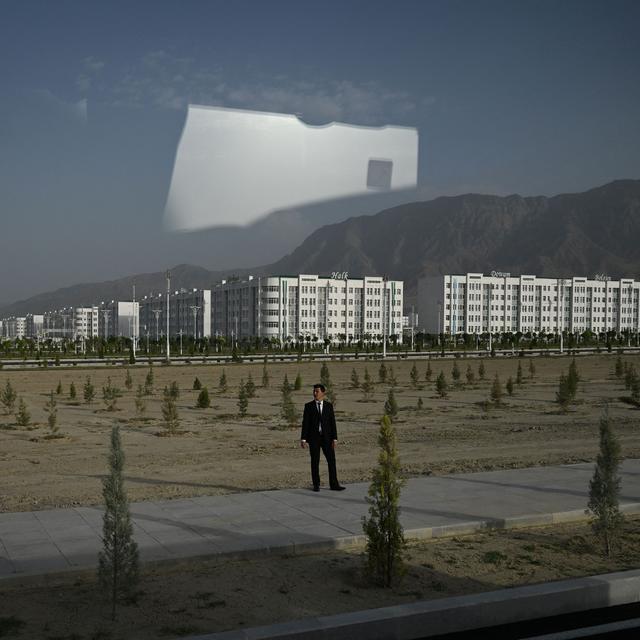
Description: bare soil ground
xmin=1 ymin=516 xmax=639 ymax=639
xmin=1 ymin=354 xmax=639 ymax=512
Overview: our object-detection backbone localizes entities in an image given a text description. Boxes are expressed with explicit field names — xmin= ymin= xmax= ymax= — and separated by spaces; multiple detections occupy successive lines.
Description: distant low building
xmin=99 ymin=301 xmax=139 ymax=339
xmin=403 ymin=309 xmax=418 ymax=329
xmin=25 ymin=313 xmax=44 ymax=339
xmin=43 ymin=307 xmax=99 ymax=340
xmin=43 ymin=308 xmax=74 ymax=340
xmin=418 ymin=272 xmax=640 ymax=335
xmin=139 ymin=288 xmax=211 ymax=340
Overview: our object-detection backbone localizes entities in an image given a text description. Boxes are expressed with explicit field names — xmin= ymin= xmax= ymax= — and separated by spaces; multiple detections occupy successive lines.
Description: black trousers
xmin=308 ymin=438 xmax=339 ymax=489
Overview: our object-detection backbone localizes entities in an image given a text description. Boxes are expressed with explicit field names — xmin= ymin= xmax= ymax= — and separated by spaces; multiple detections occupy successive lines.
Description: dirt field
xmin=1 ymin=516 xmax=639 ymax=639
xmin=1 ymin=353 xmax=639 ymax=513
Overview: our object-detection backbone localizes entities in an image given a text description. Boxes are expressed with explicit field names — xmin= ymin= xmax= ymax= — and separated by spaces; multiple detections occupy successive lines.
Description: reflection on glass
xmin=164 ymin=104 xmax=418 ymax=230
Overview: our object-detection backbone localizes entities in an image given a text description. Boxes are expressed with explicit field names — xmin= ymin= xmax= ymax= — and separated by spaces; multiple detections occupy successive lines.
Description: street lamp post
xmin=558 ymin=278 xmax=568 ymax=355
xmin=131 ymin=284 xmax=137 ymax=360
xmin=152 ymin=310 xmax=161 ymax=342
xmin=101 ymin=309 xmax=111 ymax=341
xmin=190 ymin=305 xmax=200 ymax=342
xmin=410 ymin=304 xmax=415 ymax=352
xmin=345 ymin=278 xmax=349 ymax=349
xmin=165 ymin=270 xmax=171 ymax=362
xmin=382 ymin=276 xmax=388 ymax=359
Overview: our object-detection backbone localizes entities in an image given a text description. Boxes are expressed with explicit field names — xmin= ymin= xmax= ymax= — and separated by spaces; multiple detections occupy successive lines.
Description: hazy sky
xmin=1 ymin=0 xmax=639 ymax=306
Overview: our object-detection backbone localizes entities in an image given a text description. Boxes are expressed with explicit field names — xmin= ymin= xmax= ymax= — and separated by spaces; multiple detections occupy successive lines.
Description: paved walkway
xmin=2 ymin=460 xmax=640 ymax=580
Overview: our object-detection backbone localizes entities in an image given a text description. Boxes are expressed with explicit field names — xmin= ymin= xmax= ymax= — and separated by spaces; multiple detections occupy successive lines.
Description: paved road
xmin=2 ymin=460 xmax=640 ymax=580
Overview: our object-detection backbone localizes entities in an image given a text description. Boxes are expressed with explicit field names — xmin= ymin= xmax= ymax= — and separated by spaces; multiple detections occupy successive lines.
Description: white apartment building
xmin=74 ymin=307 xmax=100 ymax=339
xmin=99 ymin=301 xmax=139 ymax=339
xmin=139 ymin=289 xmax=211 ymax=340
xmin=43 ymin=307 xmax=99 ymax=340
xmin=2 ymin=316 xmax=26 ymax=339
xmin=211 ymin=274 xmax=403 ymax=343
xmin=418 ymin=273 xmax=640 ymax=335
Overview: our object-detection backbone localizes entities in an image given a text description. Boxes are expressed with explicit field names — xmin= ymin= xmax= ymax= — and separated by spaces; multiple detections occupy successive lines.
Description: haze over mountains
xmin=2 ymin=179 xmax=639 ymax=316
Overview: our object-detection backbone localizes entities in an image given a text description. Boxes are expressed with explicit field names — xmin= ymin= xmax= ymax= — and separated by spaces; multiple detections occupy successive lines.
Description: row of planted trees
xmin=343 ymin=358 xmax=537 ymax=412
xmin=2 ymin=358 xmax=322 ymax=437
xmin=9 ymin=355 xmax=635 ymax=439
xmin=415 ymin=328 xmax=640 ymax=353
xmin=2 ymin=327 xmax=639 ymax=362
xmin=0 ymin=363 xmax=221 ymax=437
xmin=555 ymin=356 xmax=640 ymax=412
xmin=0 ymin=377 xmax=96 ymax=437
xmin=0 ymin=335 xmax=220 ymax=361
xmin=0 ymin=333 xmax=403 ymax=361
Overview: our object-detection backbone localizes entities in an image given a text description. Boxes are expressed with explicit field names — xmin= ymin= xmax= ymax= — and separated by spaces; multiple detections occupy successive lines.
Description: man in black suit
xmin=300 ymin=383 xmax=346 ymax=492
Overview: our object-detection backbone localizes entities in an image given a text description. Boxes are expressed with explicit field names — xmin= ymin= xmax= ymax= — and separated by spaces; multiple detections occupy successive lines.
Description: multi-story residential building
xmin=43 ymin=307 xmax=99 ymax=340
xmin=139 ymin=289 xmax=211 ymax=340
xmin=74 ymin=307 xmax=100 ymax=340
xmin=2 ymin=316 xmax=26 ymax=339
xmin=418 ymin=273 xmax=640 ymax=335
xmin=211 ymin=274 xmax=403 ymax=343
xmin=98 ymin=301 xmax=139 ymax=339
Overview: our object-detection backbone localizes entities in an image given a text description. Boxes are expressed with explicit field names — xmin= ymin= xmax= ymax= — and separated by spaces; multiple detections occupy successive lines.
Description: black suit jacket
xmin=301 ymin=400 xmax=337 ymax=443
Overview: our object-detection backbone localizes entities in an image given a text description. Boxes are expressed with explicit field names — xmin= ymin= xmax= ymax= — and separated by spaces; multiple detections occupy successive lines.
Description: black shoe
xmin=330 ymin=485 xmax=346 ymax=491
xmin=312 ymin=486 xmax=320 ymax=492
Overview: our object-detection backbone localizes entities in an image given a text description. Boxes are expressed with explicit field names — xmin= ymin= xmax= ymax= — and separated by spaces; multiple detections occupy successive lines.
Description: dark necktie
xmin=317 ymin=402 xmax=322 ymax=433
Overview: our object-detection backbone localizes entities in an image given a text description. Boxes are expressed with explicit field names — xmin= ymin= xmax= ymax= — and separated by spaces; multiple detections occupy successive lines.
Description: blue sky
xmin=1 ymin=0 xmax=639 ymax=306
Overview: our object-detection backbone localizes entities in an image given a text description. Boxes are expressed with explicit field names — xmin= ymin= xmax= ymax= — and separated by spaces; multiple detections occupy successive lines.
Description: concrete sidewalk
xmin=2 ymin=460 xmax=640 ymax=580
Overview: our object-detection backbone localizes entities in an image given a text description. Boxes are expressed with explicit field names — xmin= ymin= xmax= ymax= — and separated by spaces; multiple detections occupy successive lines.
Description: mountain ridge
xmin=2 ymin=179 xmax=639 ymax=316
